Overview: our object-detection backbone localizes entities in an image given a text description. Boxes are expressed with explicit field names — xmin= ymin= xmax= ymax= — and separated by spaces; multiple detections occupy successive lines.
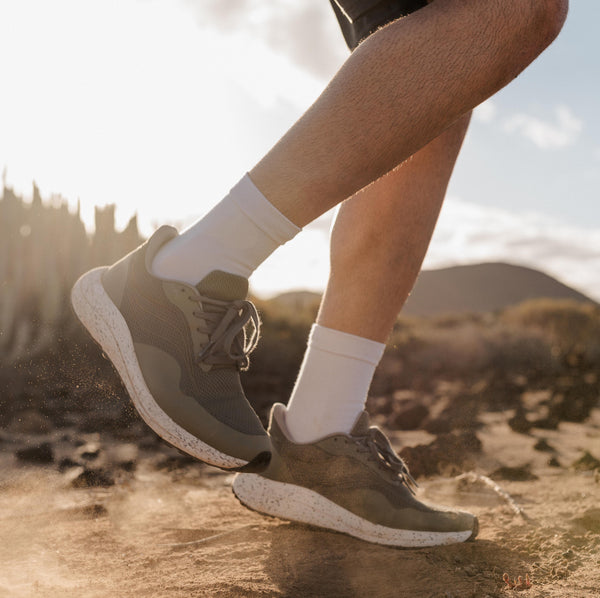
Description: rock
xmin=489 ymin=465 xmax=538 ymax=482
xmin=15 ymin=442 xmax=54 ymax=464
xmin=479 ymin=377 xmax=523 ymax=410
xmin=508 ymin=405 xmax=533 ymax=434
xmin=81 ymin=504 xmax=108 ymax=518
xmin=399 ymin=431 xmax=482 ymax=479
xmin=422 ymin=394 xmax=479 ymax=434
xmin=531 ymin=416 xmax=560 ymax=430
xmin=548 ymin=382 xmax=599 ymax=423
xmin=71 ymin=468 xmax=115 ymax=488
xmin=157 ymin=453 xmax=198 ymax=471
xmin=391 ymin=401 xmax=429 ymax=431
xmin=571 ymin=451 xmax=600 ymax=472
xmin=119 ymin=460 xmax=137 ymax=472
xmin=533 ymin=438 xmax=555 ymax=452
xmin=422 ymin=415 xmax=453 ymax=435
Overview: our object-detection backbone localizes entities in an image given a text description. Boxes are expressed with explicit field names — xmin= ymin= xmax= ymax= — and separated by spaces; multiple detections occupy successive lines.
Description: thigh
xmin=330 ymin=0 xmax=429 ymax=50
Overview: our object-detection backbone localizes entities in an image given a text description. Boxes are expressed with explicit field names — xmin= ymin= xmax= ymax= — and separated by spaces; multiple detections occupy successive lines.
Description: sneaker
xmin=233 ymin=403 xmax=478 ymax=547
xmin=71 ymin=226 xmax=271 ymax=470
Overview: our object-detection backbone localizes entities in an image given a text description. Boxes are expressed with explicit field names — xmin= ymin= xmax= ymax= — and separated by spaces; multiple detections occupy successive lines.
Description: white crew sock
xmin=285 ymin=324 xmax=385 ymax=444
xmin=151 ymin=174 xmax=300 ymax=285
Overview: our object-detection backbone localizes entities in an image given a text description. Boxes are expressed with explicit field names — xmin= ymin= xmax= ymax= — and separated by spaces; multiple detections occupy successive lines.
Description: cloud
xmin=473 ymin=99 xmax=497 ymax=124
xmin=250 ymin=195 xmax=600 ymax=302
xmin=179 ymin=0 xmax=347 ymax=81
xmin=503 ymin=105 xmax=583 ymax=150
xmin=426 ymin=197 xmax=600 ymax=301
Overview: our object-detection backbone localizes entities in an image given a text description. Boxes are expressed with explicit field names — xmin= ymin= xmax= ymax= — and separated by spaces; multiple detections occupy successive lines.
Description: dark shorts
xmin=330 ymin=0 xmax=428 ymax=50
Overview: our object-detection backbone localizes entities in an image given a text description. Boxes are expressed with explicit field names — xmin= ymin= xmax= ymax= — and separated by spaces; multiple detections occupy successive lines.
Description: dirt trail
xmin=1 ymin=412 xmax=599 ymax=598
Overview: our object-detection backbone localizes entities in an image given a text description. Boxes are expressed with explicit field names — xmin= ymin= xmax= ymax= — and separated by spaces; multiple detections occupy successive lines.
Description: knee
xmin=497 ymin=0 xmax=568 ymax=81
xmin=532 ymin=0 xmax=569 ymax=48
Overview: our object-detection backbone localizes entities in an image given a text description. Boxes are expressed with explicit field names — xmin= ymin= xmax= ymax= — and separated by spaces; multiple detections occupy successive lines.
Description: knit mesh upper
xmin=118 ymin=237 xmax=264 ymax=436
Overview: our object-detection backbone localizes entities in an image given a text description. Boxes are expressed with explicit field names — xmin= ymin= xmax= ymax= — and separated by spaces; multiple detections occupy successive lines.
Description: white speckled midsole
xmin=233 ymin=473 xmax=473 ymax=547
xmin=71 ymin=267 xmax=246 ymax=469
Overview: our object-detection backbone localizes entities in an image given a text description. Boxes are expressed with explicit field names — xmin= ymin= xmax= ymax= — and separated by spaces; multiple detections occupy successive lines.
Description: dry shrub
xmin=388 ymin=319 xmax=555 ymax=383
xmin=501 ymin=299 xmax=600 ymax=363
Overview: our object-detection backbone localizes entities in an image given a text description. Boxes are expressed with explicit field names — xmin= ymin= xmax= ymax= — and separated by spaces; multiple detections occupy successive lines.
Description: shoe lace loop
xmin=193 ymin=295 xmax=260 ymax=371
xmin=364 ymin=427 xmax=419 ymax=494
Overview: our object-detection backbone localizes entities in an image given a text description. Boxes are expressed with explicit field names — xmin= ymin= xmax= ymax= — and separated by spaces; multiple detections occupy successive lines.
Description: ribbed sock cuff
xmin=231 ymin=174 xmax=301 ymax=245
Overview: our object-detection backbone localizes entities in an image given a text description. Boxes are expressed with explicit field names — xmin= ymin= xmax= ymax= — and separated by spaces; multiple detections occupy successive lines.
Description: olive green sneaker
xmin=71 ymin=226 xmax=270 ymax=470
xmin=233 ymin=403 xmax=478 ymax=547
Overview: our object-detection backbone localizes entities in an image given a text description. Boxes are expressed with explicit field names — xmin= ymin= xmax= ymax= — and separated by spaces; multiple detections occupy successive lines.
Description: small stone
xmin=157 ymin=453 xmax=197 ymax=471
xmin=508 ymin=406 xmax=533 ymax=434
xmin=71 ymin=468 xmax=115 ymax=488
xmin=548 ymin=457 xmax=561 ymax=468
xmin=533 ymin=438 xmax=555 ymax=453
xmin=15 ymin=442 xmax=54 ymax=464
xmin=531 ymin=416 xmax=559 ymax=430
xmin=571 ymin=451 xmax=600 ymax=472
xmin=489 ymin=465 xmax=538 ymax=481
xmin=399 ymin=431 xmax=481 ymax=479
xmin=81 ymin=504 xmax=108 ymax=518
xmin=391 ymin=401 xmax=429 ymax=431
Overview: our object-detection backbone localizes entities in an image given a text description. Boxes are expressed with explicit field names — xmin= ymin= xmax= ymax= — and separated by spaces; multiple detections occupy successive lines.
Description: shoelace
xmin=192 ymin=294 xmax=260 ymax=370
xmin=360 ymin=427 xmax=419 ymax=494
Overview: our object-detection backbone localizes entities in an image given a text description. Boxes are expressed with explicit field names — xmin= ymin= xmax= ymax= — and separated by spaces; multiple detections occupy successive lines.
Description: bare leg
xmin=284 ymin=113 xmax=471 ymax=441
xmin=250 ymin=0 xmax=567 ymax=226
xmin=318 ymin=113 xmax=472 ymax=342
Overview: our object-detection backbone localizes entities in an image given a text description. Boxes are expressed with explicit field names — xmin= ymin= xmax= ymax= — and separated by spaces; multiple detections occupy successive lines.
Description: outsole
xmin=232 ymin=473 xmax=477 ymax=548
xmin=71 ymin=267 xmax=249 ymax=470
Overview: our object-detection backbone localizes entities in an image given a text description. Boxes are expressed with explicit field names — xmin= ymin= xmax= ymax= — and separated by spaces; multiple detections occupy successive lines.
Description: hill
xmin=403 ymin=262 xmax=595 ymax=316
xmin=268 ymin=262 xmax=596 ymax=316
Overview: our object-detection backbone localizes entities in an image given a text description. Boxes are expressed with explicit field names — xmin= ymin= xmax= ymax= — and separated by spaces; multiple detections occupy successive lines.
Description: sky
xmin=1 ymin=0 xmax=599 ymax=299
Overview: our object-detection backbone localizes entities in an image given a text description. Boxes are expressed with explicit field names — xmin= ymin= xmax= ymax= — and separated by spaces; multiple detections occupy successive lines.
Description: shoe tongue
xmin=350 ymin=411 xmax=371 ymax=437
xmin=196 ymin=270 xmax=249 ymax=301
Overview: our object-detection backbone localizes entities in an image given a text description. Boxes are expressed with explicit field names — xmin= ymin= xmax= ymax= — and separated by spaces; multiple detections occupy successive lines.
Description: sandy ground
xmin=1 ymin=411 xmax=599 ymax=598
